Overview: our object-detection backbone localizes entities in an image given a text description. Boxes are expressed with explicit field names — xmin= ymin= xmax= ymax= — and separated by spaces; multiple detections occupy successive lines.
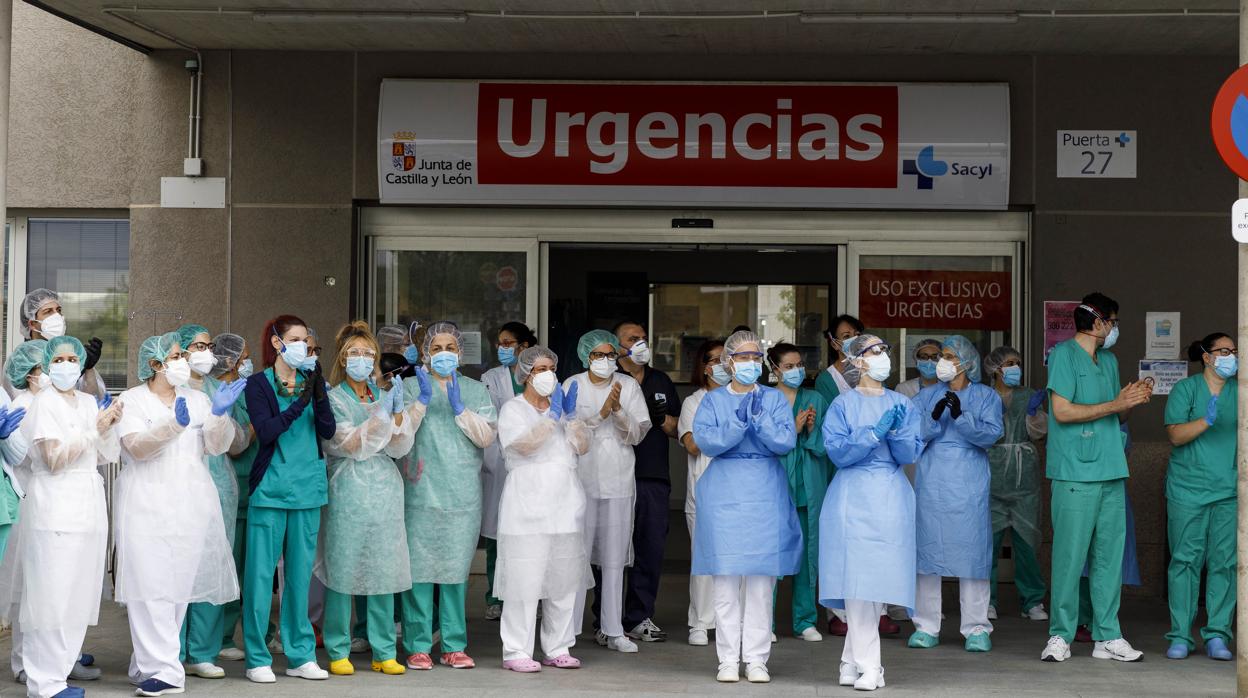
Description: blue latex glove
xmin=390 ymin=378 xmax=405 ymax=414
xmin=562 ymin=380 xmax=579 ymax=417
xmin=1205 ymin=395 xmax=1219 ymax=426
xmin=750 ymin=389 xmax=765 ymax=418
xmin=1026 ymin=390 xmax=1046 ymax=417
xmin=548 ymin=384 xmax=565 ymax=421
xmin=735 ymin=392 xmax=751 ymax=422
xmin=871 ymin=407 xmax=897 ymax=440
xmin=415 ymin=367 xmax=433 ymax=406
xmin=889 ymin=404 xmax=907 ymax=433
xmin=97 ymin=392 xmax=112 ymax=410
xmin=0 ymin=408 xmax=25 ymax=440
xmin=0 ymin=407 xmax=7 ymax=438
xmin=174 ymin=397 xmax=190 ymax=427
xmin=211 ymin=379 xmax=246 ymax=417
xmin=447 ymin=372 xmax=465 ymax=416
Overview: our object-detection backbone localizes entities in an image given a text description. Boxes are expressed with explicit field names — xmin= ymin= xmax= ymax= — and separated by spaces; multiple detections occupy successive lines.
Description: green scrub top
xmin=509 ymin=369 xmax=525 ymax=396
xmin=0 ymin=472 xmax=19 ymax=527
xmin=1045 ymin=339 xmax=1128 ymax=482
xmin=249 ymin=368 xmax=328 ymax=510
xmin=781 ymin=388 xmax=834 ymax=510
xmin=1164 ymin=373 xmax=1238 ymax=505
xmin=814 ymin=369 xmax=841 ymax=407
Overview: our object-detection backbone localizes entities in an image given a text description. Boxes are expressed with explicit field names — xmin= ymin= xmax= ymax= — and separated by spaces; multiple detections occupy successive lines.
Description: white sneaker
xmin=688 ymin=629 xmax=709 ymax=646
xmin=1041 ymin=635 xmax=1071 ymax=662
xmin=716 ymin=663 xmax=739 ymax=683
xmin=770 ymin=632 xmax=778 ymax=643
xmin=838 ymin=662 xmax=858 ymax=686
xmin=350 ymin=638 xmax=370 ymax=654
xmin=1023 ymin=604 xmax=1049 ymax=621
xmin=1093 ymin=638 xmax=1143 ymax=662
xmin=745 ymin=663 xmax=770 ymax=683
xmin=267 ymin=638 xmax=283 ymax=655
xmin=626 ymin=618 xmax=668 ymax=642
xmin=245 ymin=666 xmax=276 ymax=684
xmin=217 ymin=648 xmax=245 ymax=662
xmin=987 ymin=605 xmax=998 ymax=620
xmin=185 ymin=662 xmax=225 ymax=679
xmin=799 ymin=627 xmax=823 ymax=642
xmin=285 ymin=661 xmax=329 ymax=680
xmin=854 ymin=667 xmax=885 ymax=691
xmin=605 ymin=635 xmax=639 ymax=653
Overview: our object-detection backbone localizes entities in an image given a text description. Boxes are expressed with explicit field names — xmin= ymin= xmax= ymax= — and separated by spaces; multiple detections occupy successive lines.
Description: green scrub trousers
xmin=401 ymin=583 xmax=467 ymax=655
xmin=1048 ymin=478 xmax=1126 ymax=643
xmin=243 ymin=506 xmax=321 ymax=668
xmin=990 ymin=530 xmax=1047 ymax=612
xmin=1165 ymin=497 xmax=1237 ymax=648
xmin=324 ymin=590 xmax=397 ymax=661
xmin=773 ymin=507 xmax=818 ymax=634
xmin=484 ymin=539 xmax=502 ymax=607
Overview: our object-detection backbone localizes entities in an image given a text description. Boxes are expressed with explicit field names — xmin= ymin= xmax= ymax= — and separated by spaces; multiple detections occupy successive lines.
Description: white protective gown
xmin=494 ymin=395 xmax=593 ymax=602
xmin=678 ymin=388 xmax=716 ymax=632
xmin=480 ymin=365 xmax=519 ymax=540
xmin=114 ymin=384 xmax=240 ymax=605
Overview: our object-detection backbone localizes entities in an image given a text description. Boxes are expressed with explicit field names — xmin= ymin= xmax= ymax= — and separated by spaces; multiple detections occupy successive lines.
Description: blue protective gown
xmin=691 ymin=385 xmax=802 ymax=577
xmin=912 ymin=383 xmax=1004 ymax=580
xmin=818 ymin=388 xmax=922 ymax=611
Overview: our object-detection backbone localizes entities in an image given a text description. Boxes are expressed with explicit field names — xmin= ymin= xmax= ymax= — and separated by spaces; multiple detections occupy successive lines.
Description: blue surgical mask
xmin=299 ymin=354 xmax=319 ymax=371
xmin=237 ymin=358 xmax=254 ymax=379
xmin=277 ymin=338 xmax=308 ymax=369
xmin=710 ymin=363 xmax=732 ymax=386
xmin=733 ymin=361 xmax=762 ymax=386
xmin=917 ymin=359 xmax=938 ymax=380
xmin=1215 ymin=354 xmax=1238 ymax=379
xmin=430 ymin=351 xmax=459 ymax=377
xmin=1102 ymin=325 xmax=1119 ymax=350
xmin=404 ymin=344 xmax=420 ymax=365
xmin=780 ymin=367 xmax=805 ymax=389
xmin=346 ymin=356 xmax=374 ymax=382
xmin=498 ymin=346 xmax=517 ymax=367
xmin=1002 ymin=366 xmax=1022 ymax=387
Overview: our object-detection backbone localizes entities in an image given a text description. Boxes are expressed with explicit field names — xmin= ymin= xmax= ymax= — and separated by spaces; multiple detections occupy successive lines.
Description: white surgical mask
xmin=37 ymin=313 xmax=66 ymax=339
xmin=163 ymin=358 xmax=191 ymax=387
xmin=237 ymin=358 xmax=254 ymax=379
xmin=188 ymin=350 xmax=216 ymax=376
xmin=864 ymin=354 xmax=892 ymax=382
xmin=590 ymin=357 xmax=617 ymax=379
xmin=531 ymin=371 xmax=557 ymax=397
xmin=34 ymin=373 xmax=52 ymax=391
xmin=49 ymin=361 xmax=81 ymax=391
xmin=936 ymin=358 xmax=960 ymax=383
xmin=627 ymin=340 xmax=651 ymax=365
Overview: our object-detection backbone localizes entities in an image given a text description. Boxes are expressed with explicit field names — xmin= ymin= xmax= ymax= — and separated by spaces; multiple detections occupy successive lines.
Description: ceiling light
xmin=799 ymin=12 xmax=1019 ymax=24
xmin=252 ymin=11 xmax=467 ymax=24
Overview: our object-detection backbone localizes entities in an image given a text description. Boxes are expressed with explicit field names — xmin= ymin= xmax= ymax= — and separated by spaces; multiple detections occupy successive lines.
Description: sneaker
xmin=1166 ymin=642 xmax=1190 ymax=659
xmin=267 ymin=637 xmax=284 ymax=655
xmin=1041 ymin=635 xmax=1071 ymax=662
xmin=405 ymin=653 xmax=433 ymax=671
xmin=1074 ymin=625 xmax=1093 ymax=643
xmin=371 ymin=659 xmax=406 ymax=675
xmin=605 ymin=635 xmax=639 ymax=653
xmin=440 ymin=651 xmax=476 ymax=669
xmin=1023 ymin=604 xmax=1049 ymax=621
xmin=987 ymin=605 xmax=998 ymax=620
xmin=485 ymin=603 xmax=503 ymax=621
xmin=626 ymin=618 xmax=667 ymax=643
xmin=829 ymin=615 xmax=848 ymax=636
xmin=838 ymin=662 xmax=858 ymax=686
xmin=52 ymin=688 xmax=84 ymax=698
xmin=907 ymin=630 xmax=939 ymax=649
xmin=854 ymin=667 xmax=885 ymax=691
xmin=502 ymin=658 xmax=541 ymax=673
xmin=745 ymin=663 xmax=770 ymax=683
xmin=185 ymin=662 xmax=225 ymax=679
xmin=350 ymin=638 xmax=370 ymax=654
xmin=716 ymin=663 xmax=739 ymax=683
xmin=1206 ymin=637 xmax=1233 ymax=661
xmin=688 ymin=629 xmax=709 ymax=646
xmin=799 ymin=627 xmax=823 ymax=642
xmin=770 ymin=632 xmax=778 ymax=643
xmin=70 ymin=662 xmax=102 ymax=680
xmin=217 ymin=648 xmax=245 ymax=662
xmin=245 ymin=666 xmax=277 ymax=683
xmin=78 ymin=653 xmax=95 ymax=667
xmin=964 ymin=628 xmax=992 ymax=652
xmin=328 ymin=658 xmax=354 ymax=676
xmin=540 ymin=654 xmax=581 ymax=669
xmin=1093 ymin=638 xmax=1143 ymax=662
xmin=285 ymin=661 xmax=329 ymax=680
xmin=135 ymin=678 xmax=185 ymax=696
xmin=878 ymin=615 xmax=900 ymax=636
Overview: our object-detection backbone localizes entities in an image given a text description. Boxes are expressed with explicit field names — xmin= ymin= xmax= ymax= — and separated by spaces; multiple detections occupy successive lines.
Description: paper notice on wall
xmin=1138 ymin=360 xmax=1187 ymax=396
xmin=460 ymin=331 xmax=483 ymax=365
xmin=1043 ymin=301 xmax=1080 ymax=365
xmin=1144 ymin=312 xmax=1181 ymax=359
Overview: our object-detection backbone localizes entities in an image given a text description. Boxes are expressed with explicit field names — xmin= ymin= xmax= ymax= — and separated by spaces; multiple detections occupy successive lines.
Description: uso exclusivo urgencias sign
xmin=378 ymin=80 xmax=1009 ymax=209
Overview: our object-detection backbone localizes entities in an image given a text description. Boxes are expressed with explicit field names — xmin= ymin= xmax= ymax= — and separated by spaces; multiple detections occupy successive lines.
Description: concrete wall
xmin=6 ymin=11 xmax=1240 ymax=595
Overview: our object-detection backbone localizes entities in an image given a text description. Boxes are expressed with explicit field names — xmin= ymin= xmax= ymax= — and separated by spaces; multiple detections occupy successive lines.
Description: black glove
xmin=946 ymin=391 xmax=962 ymax=420
xmin=83 ymin=337 xmax=103 ymax=371
xmin=310 ymin=362 xmax=328 ymax=403
xmin=930 ymin=396 xmax=948 ymax=421
xmin=645 ymin=394 xmax=668 ymax=425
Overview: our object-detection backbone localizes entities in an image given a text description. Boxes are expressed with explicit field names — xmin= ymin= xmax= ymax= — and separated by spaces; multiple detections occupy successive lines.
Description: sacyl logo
xmin=903 ymin=145 xmax=994 ymax=190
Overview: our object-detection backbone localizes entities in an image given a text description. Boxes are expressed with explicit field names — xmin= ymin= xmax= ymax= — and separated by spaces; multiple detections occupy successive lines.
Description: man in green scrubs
xmin=1040 ymin=293 xmax=1151 ymax=664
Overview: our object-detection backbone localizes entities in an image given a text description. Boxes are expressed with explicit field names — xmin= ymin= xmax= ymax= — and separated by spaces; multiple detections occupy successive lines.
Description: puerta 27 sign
xmin=378 ymin=80 xmax=1010 ymax=209
xmin=858 ymin=270 xmax=1012 ymax=331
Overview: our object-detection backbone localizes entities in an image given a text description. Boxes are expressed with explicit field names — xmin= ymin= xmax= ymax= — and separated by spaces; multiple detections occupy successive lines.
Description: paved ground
xmin=0 ymin=574 xmax=1233 ymax=697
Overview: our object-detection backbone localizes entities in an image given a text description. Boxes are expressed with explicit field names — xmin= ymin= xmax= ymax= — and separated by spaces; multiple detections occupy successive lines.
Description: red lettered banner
xmin=476 ymin=83 xmax=897 ymax=187
xmin=859 ymin=269 xmax=1011 ymax=330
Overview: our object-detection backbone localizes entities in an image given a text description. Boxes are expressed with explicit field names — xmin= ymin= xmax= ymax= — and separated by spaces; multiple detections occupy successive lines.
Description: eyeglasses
xmin=186 ymin=341 xmax=215 ymax=353
xmin=1206 ymin=347 xmax=1238 ymax=357
xmin=857 ymin=343 xmax=891 ymax=357
xmin=346 ymin=348 xmax=377 ymax=358
xmin=589 ymin=351 xmax=618 ymax=361
xmin=730 ymin=352 xmax=764 ymax=362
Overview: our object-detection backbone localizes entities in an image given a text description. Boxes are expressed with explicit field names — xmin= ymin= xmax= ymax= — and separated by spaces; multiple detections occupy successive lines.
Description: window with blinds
xmin=25 ymin=218 xmax=130 ymax=391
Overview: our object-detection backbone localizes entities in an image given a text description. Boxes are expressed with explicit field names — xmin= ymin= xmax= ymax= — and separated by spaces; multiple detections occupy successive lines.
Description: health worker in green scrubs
xmin=1163 ymin=332 xmax=1238 ymax=661
xmin=1040 ymin=293 xmax=1151 ymax=665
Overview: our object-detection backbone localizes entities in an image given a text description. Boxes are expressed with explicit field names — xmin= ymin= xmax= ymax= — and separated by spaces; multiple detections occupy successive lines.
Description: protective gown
xmin=0 ymin=390 xmax=33 ymax=622
xmin=115 ymin=384 xmax=241 ymax=605
xmin=818 ymin=388 xmax=921 ymax=611
xmin=480 ymin=365 xmax=520 ymax=540
xmin=314 ymin=383 xmax=414 ymax=595
xmin=691 ymin=385 xmax=801 ymax=577
xmin=199 ymin=376 xmax=250 ymax=544
xmin=988 ymin=387 xmax=1047 ymax=550
xmin=494 ymin=395 xmax=593 ymax=602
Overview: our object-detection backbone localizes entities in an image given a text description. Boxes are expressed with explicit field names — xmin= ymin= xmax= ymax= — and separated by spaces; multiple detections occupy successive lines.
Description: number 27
xmin=1081 ymin=150 xmax=1113 ymax=175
